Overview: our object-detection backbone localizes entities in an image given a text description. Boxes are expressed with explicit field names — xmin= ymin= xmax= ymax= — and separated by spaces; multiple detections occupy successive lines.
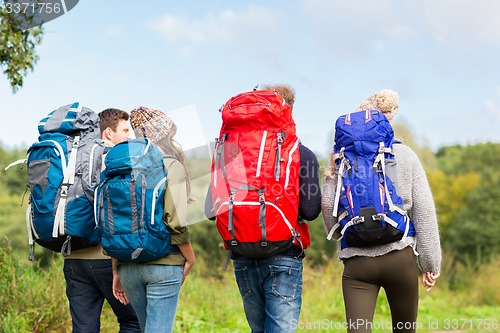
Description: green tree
xmin=0 ymin=145 xmax=28 ymax=195
xmin=434 ymin=142 xmax=500 ymax=264
xmin=446 ymin=177 xmax=500 ymax=263
xmin=0 ymin=3 xmax=44 ymax=92
xmin=436 ymin=143 xmax=500 ymax=180
xmin=427 ymin=170 xmax=481 ymax=239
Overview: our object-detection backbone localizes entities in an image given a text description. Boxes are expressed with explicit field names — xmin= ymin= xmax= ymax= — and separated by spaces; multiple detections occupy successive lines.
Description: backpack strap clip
xmin=352 ymin=216 xmax=365 ymax=225
xmin=340 ymin=215 xmax=365 ymax=236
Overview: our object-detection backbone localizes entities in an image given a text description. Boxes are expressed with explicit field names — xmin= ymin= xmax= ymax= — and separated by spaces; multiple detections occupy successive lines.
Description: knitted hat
xmin=356 ymin=89 xmax=399 ymax=121
xmin=130 ymin=106 xmax=174 ymax=144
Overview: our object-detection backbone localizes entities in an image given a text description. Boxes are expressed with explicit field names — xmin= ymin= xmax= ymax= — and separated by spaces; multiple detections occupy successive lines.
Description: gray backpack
xmin=6 ymin=103 xmax=105 ymax=259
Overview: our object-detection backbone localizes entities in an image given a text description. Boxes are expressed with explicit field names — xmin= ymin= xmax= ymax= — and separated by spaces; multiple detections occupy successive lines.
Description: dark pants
xmin=63 ymin=259 xmax=141 ymax=333
xmin=342 ymin=247 xmax=419 ymax=333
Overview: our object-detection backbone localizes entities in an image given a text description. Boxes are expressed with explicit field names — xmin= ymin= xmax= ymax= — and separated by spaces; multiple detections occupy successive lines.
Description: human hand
xmin=112 ymin=273 xmax=130 ymax=305
xmin=422 ymin=272 xmax=440 ymax=292
xmin=182 ymin=260 xmax=195 ymax=285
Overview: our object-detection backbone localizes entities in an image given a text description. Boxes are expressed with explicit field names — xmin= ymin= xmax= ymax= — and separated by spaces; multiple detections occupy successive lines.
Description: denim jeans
xmin=63 ymin=259 xmax=141 ymax=333
xmin=118 ymin=264 xmax=183 ymax=333
xmin=233 ymin=255 xmax=303 ymax=333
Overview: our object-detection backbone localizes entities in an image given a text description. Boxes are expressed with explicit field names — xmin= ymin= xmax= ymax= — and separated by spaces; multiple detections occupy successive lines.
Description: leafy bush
xmin=0 ymin=246 xmax=71 ymax=332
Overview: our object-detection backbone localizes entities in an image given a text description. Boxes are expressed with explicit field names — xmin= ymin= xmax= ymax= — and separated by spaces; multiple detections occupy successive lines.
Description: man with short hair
xmin=63 ymin=108 xmax=140 ymax=333
xmin=205 ymin=84 xmax=322 ymax=332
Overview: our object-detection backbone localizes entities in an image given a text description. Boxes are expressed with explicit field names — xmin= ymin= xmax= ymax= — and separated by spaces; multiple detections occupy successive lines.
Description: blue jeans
xmin=63 ymin=259 xmax=141 ymax=333
xmin=233 ymin=255 xmax=303 ymax=333
xmin=118 ymin=264 xmax=183 ymax=333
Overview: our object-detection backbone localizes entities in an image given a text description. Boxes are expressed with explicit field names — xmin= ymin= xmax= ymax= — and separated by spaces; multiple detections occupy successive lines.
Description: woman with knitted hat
xmin=112 ymin=107 xmax=196 ymax=333
xmin=322 ymin=90 xmax=442 ymax=333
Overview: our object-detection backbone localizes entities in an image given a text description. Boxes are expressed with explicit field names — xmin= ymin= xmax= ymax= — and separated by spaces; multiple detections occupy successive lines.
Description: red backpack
xmin=211 ymin=89 xmax=310 ymax=258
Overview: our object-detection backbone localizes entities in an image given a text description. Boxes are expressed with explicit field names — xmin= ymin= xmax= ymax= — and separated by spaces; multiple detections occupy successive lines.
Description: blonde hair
xmin=263 ymin=84 xmax=296 ymax=110
xmin=356 ymin=89 xmax=399 ymax=122
xmin=155 ymin=123 xmax=196 ymax=204
xmin=325 ymin=152 xmax=337 ymax=178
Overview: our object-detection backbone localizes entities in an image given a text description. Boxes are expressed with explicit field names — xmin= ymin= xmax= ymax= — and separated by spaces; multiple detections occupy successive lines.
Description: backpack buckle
xmin=352 ymin=216 xmax=364 ymax=224
xmin=372 ymin=214 xmax=384 ymax=221
xmin=378 ymin=142 xmax=385 ymax=153
xmin=60 ymin=185 xmax=68 ymax=198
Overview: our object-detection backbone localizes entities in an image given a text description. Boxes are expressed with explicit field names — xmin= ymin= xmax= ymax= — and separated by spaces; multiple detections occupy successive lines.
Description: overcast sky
xmin=1 ymin=0 xmax=500 ymax=158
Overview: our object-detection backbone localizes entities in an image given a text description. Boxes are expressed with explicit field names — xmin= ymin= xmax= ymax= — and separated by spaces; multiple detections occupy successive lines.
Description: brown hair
xmin=98 ymin=108 xmax=129 ymax=134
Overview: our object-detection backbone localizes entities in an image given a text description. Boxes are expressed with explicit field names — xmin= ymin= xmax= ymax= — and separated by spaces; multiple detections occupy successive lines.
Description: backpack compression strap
xmin=327 ymin=147 xmax=350 ymax=241
xmin=213 ymin=134 xmax=238 ymax=244
xmin=227 ymin=189 xmax=237 ymax=245
xmin=26 ymin=203 xmax=39 ymax=261
xmin=53 ymin=134 xmax=80 ymax=239
xmin=373 ymin=142 xmax=406 ymax=216
xmin=373 ymin=142 xmax=412 ymax=243
xmin=53 ymin=103 xmax=83 ymax=243
xmin=213 ymin=134 xmax=228 ymax=188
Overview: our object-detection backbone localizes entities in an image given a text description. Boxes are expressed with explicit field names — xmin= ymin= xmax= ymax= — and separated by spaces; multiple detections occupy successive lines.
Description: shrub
xmin=0 ymin=246 xmax=70 ymax=332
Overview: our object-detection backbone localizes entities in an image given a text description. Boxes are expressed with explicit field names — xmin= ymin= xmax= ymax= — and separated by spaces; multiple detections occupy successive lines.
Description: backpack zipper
xmin=284 ymin=139 xmax=300 ymax=188
xmin=213 ymin=138 xmax=220 ymax=187
xmin=256 ymin=130 xmax=268 ymax=177
xmin=88 ymin=143 xmax=100 ymax=185
xmin=140 ymin=176 xmax=146 ymax=232
xmin=274 ymin=132 xmax=284 ymax=181
xmin=151 ymin=176 xmax=167 ymax=225
xmin=227 ymin=91 xmax=276 ymax=109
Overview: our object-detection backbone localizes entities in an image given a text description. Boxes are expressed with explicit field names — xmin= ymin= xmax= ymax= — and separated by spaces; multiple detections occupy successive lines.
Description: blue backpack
xmin=5 ymin=102 xmax=104 ymax=259
xmin=95 ymin=138 xmax=177 ymax=262
xmin=327 ymin=110 xmax=415 ymax=249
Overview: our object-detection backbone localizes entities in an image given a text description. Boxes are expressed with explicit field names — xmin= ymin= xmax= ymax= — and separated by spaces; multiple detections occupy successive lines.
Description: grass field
xmin=1 ymin=245 xmax=498 ymax=333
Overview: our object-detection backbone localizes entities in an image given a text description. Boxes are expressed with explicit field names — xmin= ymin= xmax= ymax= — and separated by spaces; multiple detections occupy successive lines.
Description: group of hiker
xmin=17 ymin=84 xmax=441 ymax=333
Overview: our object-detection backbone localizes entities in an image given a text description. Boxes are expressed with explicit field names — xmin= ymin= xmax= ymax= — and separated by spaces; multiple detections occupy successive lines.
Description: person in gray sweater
xmin=322 ymin=89 xmax=441 ymax=333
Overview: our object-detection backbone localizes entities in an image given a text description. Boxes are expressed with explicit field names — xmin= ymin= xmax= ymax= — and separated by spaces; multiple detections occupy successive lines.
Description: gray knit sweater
xmin=322 ymin=143 xmax=442 ymax=273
